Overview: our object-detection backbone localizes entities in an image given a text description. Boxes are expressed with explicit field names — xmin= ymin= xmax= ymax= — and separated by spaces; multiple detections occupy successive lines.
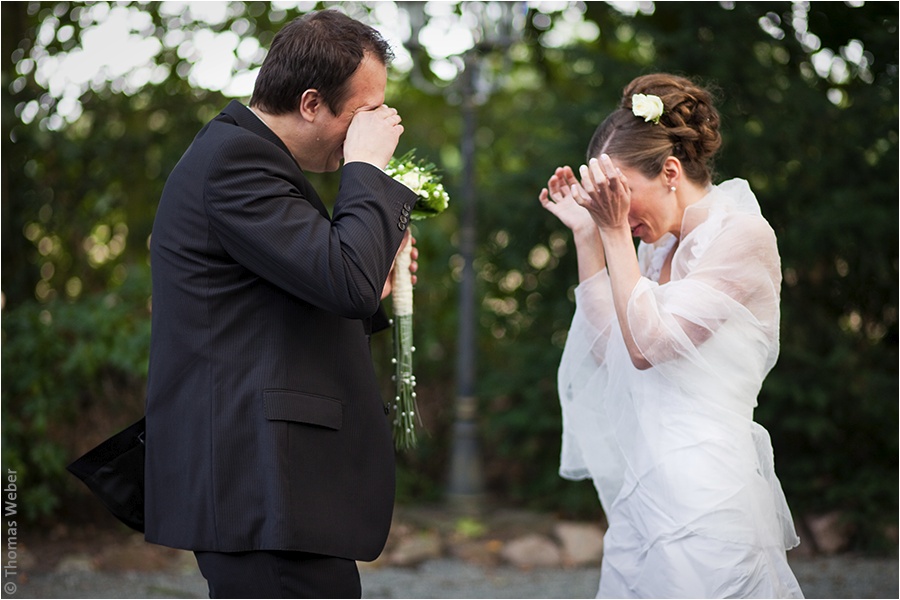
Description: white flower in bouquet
xmin=396 ymin=170 xmax=430 ymax=195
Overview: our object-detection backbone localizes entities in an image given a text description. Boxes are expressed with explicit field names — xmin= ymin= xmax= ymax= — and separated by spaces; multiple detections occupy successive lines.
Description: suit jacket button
xmin=402 ymin=203 xmax=411 ymax=211
xmin=398 ymin=222 xmax=407 ymax=231
xmin=399 ymin=215 xmax=409 ymax=224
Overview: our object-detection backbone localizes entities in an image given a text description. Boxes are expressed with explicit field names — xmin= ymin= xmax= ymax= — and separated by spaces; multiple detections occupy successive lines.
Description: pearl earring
xmin=669 ymin=186 xmax=676 ymax=192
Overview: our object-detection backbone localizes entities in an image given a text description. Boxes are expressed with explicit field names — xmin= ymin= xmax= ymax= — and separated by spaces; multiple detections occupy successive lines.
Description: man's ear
xmin=298 ymin=89 xmax=320 ymax=122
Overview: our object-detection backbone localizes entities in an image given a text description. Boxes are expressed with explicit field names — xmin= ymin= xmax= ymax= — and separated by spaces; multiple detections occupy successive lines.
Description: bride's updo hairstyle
xmin=587 ymin=73 xmax=722 ymax=185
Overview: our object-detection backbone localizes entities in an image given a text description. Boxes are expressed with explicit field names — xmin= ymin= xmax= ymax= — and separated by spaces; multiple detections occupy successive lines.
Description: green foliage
xmin=461 ymin=1 xmax=898 ymax=549
xmin=1 ymin=267 xmax=151 ymax=521
xmin=1 ymin=1 xmax=896 ymax=552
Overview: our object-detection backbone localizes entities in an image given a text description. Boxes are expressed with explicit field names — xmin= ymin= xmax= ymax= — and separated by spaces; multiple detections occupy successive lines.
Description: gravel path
xmin=10 ymin=554 xmax=898 ymax=599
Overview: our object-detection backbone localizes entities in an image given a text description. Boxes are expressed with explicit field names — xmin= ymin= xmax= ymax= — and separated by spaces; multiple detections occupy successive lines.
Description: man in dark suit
xmin=143 ymin=10 xmax=419 ymax=598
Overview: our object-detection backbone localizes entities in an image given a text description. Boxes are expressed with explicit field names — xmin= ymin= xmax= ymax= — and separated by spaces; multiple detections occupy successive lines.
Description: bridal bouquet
xmin=386 ymin=150 xmax=450 ymax=450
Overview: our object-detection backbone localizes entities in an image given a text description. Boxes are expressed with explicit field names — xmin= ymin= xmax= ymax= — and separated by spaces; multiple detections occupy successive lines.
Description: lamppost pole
xmin=400 ymin=0 xmax=524 ymax=512
xmin=447 ymin=46 xmax=484 ymax=509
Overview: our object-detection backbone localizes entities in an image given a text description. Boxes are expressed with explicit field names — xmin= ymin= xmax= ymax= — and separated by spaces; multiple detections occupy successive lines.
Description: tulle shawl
xmin=557 ymin=178 xmax=799 ymax=554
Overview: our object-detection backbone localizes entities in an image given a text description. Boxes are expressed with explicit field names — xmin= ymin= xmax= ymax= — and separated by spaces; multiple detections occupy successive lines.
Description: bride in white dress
xmin=539 ymin=73 xmax=804 ymax=598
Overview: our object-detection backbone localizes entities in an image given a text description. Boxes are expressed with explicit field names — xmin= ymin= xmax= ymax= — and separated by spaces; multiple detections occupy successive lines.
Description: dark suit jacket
xmin=144 ymin=100 xmax=417 ymax=560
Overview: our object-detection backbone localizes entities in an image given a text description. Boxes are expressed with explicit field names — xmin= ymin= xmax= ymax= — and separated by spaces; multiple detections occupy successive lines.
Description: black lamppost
xmin=403 ymin=1 xmax=525 ymax=511
xmin=447 ymin=43 xmax=482 ymax=509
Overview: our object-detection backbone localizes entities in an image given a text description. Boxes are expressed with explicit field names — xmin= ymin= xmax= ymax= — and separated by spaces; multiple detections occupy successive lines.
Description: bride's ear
xmin=663 ymin=156 xmax=682 ymax=190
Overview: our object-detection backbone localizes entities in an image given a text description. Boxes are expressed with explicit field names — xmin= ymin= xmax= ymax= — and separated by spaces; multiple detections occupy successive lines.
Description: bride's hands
xmin=539 ymin=166 xmax=595 ymax=235
xmin=573 ymin=154 xmax=631 ymax=232
xmin=540 ymin=166 xmax=608 ymax=281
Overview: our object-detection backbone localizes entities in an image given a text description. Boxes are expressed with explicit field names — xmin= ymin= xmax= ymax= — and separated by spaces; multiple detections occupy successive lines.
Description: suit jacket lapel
xmin=217 ymin=100 xmax=332 ymax=220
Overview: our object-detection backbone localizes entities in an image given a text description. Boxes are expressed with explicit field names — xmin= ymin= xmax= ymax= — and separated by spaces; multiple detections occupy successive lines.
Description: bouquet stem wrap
xmin=391 ymin=244 xmax=417 ymax=449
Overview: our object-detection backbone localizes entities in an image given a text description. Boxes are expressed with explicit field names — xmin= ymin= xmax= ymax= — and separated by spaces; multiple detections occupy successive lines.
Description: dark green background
xmin=2 ymin=1 xmax=896 ymax=552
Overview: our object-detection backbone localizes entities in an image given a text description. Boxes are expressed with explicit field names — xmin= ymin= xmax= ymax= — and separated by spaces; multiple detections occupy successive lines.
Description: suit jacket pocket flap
xmin=264 ymin=390 xmax=343 ymax=430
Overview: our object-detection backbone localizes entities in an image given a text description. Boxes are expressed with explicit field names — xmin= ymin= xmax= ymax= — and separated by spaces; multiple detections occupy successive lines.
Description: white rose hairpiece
xmin=632 ymin=93 xmax=664 ymax=125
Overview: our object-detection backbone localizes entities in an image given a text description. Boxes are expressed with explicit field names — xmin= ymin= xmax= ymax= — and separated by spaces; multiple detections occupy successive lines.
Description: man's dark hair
xmin=250 ymin=10 xmax=393 ymax=115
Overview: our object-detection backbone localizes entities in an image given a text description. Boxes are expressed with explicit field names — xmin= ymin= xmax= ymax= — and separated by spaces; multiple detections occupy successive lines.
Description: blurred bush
xmin=1 ymin=267 xmax=150 ymax=521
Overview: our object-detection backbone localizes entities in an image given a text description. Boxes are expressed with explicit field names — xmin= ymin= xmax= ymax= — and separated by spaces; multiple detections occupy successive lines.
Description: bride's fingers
xmin=570 ymin=182 xmax=591 ymax=206
xmin=547 ymin=177 xmax=564 ymax=202
xmin=540 ymin=187 xmax=562 ymax=210
xmin=539 ymin=188 xmax=567 ymax=220
xmin=550 ymin=174 xmax=577 ymax=204
xmin=598 ymin=154 xmax=623 ymax=191
xmin=614 ymin=168 xmax=628 ymax=193
xmin=588 ymin=158 xmax=610 ymax=192
xmin=579 ymin=164 xmax=602 ymax=198
xmin=561 ymin=166 xmax=579 ymax=190
xmin=539 ymin=188 xmax=551 ymax=206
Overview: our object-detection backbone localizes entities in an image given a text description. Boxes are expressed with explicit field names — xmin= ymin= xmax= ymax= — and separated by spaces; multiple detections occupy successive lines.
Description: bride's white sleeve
xmin=626 ymin=212 xmax=782 ymax=378
xmin=571 ymin=269 xmax=617 ymax=360
xmin=557 ymin=269 xmax=619 ymax=482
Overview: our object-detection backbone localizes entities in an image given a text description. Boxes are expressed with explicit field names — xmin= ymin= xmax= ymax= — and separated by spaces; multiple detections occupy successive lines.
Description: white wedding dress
xmin=558 ymin=179 xmax=804 ymax=598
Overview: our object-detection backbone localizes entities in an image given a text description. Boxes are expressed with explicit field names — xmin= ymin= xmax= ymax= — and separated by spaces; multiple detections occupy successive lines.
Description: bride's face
xmin=616 ymin=163 xmax=677 ymax=244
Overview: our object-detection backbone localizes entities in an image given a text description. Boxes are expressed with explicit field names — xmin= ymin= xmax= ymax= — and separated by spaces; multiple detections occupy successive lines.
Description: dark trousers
xmin=194 ymin=550 xmax=361 ymax=599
